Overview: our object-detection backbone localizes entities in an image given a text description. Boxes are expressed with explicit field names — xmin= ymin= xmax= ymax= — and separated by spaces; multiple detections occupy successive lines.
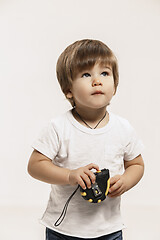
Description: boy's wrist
xmin=66 ymin=168 xmax=71 ymax=185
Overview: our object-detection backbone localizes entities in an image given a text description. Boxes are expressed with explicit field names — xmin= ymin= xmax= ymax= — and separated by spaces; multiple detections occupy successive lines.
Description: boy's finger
xmin=85 ymin=169 xmax=96 ymax=184
xmin=110 ymin=175 xmax=121 ymax=185
xmin=108 ymin=186 xmax=123 ymax=197
xmin=87 ymin=163 xmax=99 ymax=171
xmin=81 ymin=173 xmax=92 ymax=189
xmin=109 ymin=180 xmax=121 ymax=193
xmin=77 ymin=177 xmax=86 ymax=190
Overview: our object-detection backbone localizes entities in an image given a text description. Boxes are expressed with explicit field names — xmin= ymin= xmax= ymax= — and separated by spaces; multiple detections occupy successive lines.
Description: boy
xmin=28 ymin=39 xmax=144 ymax=240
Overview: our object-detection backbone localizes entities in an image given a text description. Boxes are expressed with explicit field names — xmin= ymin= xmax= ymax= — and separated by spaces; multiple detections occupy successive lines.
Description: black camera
xmin=54 ymin=169 xmax=110 ymax=226
xmin=80 ymin=168 xmax=110 ymax=203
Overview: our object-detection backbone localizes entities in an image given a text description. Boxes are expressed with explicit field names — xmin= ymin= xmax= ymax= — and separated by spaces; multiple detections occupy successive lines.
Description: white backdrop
xmin=0 ymin=0 xmax=160 ymax=239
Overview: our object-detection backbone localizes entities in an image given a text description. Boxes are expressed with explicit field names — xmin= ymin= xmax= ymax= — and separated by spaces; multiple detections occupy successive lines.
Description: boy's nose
xmin=92 ymin=78 xmax=102 ymax=87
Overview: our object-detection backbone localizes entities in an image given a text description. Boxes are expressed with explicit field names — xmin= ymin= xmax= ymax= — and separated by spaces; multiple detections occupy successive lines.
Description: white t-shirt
xmin=32 ymin=110 xmax=144 ymax=238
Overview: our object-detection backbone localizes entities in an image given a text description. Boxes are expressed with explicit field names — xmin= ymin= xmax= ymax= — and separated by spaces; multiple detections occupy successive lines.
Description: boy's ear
xmin=66 ymin=90 xmax=73 ymax=99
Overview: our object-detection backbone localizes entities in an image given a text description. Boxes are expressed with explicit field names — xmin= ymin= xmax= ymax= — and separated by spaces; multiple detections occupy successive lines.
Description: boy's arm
xmin=108 ymin=154 xmax=144 ymax=197
xmin=28 ymin=150 xmax=71 ymax=185
xmin=27 ymin=150 xmax=99 ymax=189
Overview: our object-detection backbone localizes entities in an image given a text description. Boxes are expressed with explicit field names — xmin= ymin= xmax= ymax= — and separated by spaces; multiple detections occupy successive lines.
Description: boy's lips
xmin=91 ymin=90 xmax=104 ymax=95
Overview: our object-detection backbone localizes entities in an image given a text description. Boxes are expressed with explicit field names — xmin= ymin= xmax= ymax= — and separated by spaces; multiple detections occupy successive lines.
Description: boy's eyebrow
xmin=103 ymin=66 xmax=112 ymax=71
xmin=78 ymin=66 xmax=112 ymax=75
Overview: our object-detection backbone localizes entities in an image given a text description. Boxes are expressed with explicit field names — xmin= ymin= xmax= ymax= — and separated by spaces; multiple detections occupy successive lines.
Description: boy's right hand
xmin=68 ymin=163 xmax=99 ymax=190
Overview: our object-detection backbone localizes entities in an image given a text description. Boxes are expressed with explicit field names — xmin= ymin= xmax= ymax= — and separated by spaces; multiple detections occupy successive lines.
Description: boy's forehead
xmin=98 ymin=61 xmax=112 ymax=69
xmin=79 ymin=62 xmax=112 ymax=71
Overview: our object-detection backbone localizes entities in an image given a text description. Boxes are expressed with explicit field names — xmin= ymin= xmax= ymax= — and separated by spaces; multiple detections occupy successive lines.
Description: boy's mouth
xmin=92 ymin=90 xmax=104 ymax=95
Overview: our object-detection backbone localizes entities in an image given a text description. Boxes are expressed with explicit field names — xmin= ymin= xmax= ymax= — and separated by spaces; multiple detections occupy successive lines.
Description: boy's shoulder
xmin=49 ymin=110 xmax=72 ymax=132
xmin=50 ymin=111 xmax=68 ymax=127
xmin=50 ymin=111 xmax=67 ymax=123
xmin=111 ymin=111 xmax=129 ymax=123
xmin=110 ymin=112 xmax=134 ymax=131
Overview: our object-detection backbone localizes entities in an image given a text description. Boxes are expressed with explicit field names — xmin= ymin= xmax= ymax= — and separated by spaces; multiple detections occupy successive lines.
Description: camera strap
xmin=54 ymin=185 xmax=80 ymax=227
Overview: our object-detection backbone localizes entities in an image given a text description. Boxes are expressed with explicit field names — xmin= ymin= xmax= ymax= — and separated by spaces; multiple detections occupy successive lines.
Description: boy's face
xmin=67 ymin=62 xmax=115 ymax=111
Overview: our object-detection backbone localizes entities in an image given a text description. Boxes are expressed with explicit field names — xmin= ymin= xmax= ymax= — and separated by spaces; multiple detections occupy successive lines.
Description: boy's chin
xmin=91 ymin=102 xmax=110 ymax=109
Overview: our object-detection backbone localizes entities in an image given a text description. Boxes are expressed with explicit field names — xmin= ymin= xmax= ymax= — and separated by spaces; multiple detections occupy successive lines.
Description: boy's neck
xmin=72 ymin=107 xmax=109 ymax=129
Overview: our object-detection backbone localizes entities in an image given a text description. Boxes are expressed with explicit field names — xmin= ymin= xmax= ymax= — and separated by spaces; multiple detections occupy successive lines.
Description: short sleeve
xmin=124 ymin=124 xmax=145 ymax=161
xmin=31 ymin=121 xmax=59 ymax=160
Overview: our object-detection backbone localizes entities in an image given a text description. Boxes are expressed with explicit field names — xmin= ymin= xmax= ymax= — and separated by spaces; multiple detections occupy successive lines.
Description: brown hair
xmin=56 ymin=39 xmax=119 ymax=106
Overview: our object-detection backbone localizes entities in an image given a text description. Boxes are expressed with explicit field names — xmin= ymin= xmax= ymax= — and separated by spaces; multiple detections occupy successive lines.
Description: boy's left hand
xmin=108 ymin=175 xmax=127 ymax=198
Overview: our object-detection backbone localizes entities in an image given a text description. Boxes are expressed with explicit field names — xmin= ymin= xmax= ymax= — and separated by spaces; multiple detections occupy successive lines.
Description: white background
xmin=0 ymin=0 xmax=160 ymax=239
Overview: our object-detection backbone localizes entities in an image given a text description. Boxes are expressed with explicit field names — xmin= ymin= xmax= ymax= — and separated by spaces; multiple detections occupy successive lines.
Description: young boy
xmin=28 ymin=39 xmax=144 ymax=240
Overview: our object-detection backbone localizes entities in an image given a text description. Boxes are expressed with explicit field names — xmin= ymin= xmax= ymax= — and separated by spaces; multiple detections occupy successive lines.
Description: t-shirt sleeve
xmin=31 ymin=121 xmax=59 ymax=160
xmin=124 ymin=122 xmax=145 ymax=161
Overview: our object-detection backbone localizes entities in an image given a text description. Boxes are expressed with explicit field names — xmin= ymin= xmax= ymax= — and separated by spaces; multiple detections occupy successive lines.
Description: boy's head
xmin=56 ymin=39 xmax=119 ymax=107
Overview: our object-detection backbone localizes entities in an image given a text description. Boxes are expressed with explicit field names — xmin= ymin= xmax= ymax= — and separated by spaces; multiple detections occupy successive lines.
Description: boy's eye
xmin=82 ymin=73 xmax=91 ymax=78
xmin=101 ymin=71 xmax=108 ymax=76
